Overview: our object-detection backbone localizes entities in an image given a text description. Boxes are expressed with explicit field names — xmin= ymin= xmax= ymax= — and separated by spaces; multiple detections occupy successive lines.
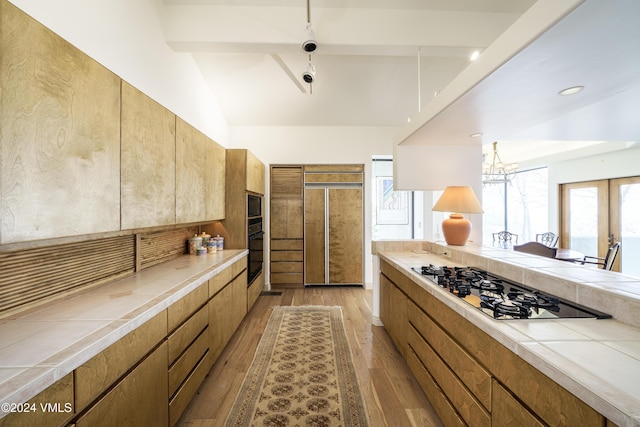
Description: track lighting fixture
xmin=302 ymin=23 xmax=317 ymax=53
xmin=302 ymin=62 xmax=316 ymax=84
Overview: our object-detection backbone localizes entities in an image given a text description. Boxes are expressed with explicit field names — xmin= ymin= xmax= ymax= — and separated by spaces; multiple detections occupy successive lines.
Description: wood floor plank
xmin=176 ymin=287 xmax=443 ymax=427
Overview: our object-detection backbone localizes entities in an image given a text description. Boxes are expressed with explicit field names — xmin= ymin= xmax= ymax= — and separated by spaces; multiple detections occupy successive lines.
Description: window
xmin=371 ymin=156 xmax=423 ymax=240
xmin=482 ymin=167 xmax=549 ymax=245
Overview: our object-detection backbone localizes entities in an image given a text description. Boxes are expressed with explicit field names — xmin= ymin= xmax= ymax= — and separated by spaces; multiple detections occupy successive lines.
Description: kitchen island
xmin=0 ymin=249 xmax=250 ymax=426
xmin=374 ymin=241 xmax=640 ymax=427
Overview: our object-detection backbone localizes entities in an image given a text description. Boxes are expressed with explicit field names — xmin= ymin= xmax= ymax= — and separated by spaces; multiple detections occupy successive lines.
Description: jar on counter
xmin=200 ymin=232 xmax=211 ymax=246
xmin=207 ymin=238 xmax=217 ymax=253
xmin=216 ymin=235 xmax=224 ymax=251
xmin=188 ymin=235 xmax=203 ymax=255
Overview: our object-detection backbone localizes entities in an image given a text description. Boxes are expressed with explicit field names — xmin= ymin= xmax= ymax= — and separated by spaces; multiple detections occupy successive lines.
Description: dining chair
xmin=492 ymin=231 xmax=518 ymax=248
xmin=513 ymin=241 xmax=557 ymax=258
xmin=580 ymin=242 xmax=621 ymax=270
xmin=536 ymin=232 xmax=559 ymax=248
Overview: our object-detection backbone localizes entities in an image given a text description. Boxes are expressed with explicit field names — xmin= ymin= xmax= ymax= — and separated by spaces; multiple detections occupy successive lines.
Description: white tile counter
xmin=376 ymin=245 xmax=640 ymax=427
xmin=0 ymin=249 xmax=247 ymax=419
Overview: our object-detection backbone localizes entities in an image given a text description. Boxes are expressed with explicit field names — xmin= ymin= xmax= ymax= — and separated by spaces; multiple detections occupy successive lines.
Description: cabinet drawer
xmin=0 ymin=373 xmax=73 ymax=427
xmin=270 ymin=251 xmax=303 ymax=262
xmin=408 ymin=326 xmax=490 ymax=427
xmin=167 ymin=305 xmax=208 ymax=365
xmin=407 ymin=347 xmax=465 ymax=427
xmin=209 ymin=258 xmax=245 ymax=297
xmin=270 ymin=272 xmax=303 ymax=284
xmin=492 ymin=380 xmax=545 ymax=427
xmin=75 ymin=310 xmax=167 ymax=410
xmin=168 ymin=283 xmax=207 ymax=332
xmin=408 ymin=301 xmax=491 ymax=409
xmin=304 ymin=172 xmax=363 ymax=184
xmin=169 ymin=348 xmax=211 ymax=426
xmin=169 ymin=326 xmax=209 ymax=397
xmin=304 ymin=164 xmax=363 ymax=173
xmin=270 ymin=261 xmax=303 ymax=273
xmin=271 ymin=239 xmax=303 ymax=251
xmin=75 ymin=342 xmax=168 ymax=427
xmin=248 ymin=271 xmax=264 ymax=310
xmin=232 ymin=256 xmax=247 ymax=277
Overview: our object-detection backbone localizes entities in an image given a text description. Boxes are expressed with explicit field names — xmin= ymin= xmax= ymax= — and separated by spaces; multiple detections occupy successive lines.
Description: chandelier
xmin=482 ymin=141 xmax=518 ymax=185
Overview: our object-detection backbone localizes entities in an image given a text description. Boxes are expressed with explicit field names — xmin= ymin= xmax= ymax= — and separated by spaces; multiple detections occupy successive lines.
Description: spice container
xmin=188 ymin=235 xmax=203 ymax=255
xmin=207 ymin=238 xmax=217 ymax=253
xmin=216 ymin=235 xmax=224 ymax=251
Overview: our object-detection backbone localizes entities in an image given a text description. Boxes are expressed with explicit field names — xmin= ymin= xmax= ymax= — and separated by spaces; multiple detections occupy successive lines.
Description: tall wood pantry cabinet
xmin=270 ymin=164 xmax=363 ymax=287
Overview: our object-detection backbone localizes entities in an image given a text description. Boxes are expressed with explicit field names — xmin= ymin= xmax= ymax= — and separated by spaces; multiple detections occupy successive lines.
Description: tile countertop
xmin=377 ymin=249 xmax=640 ymax=427
xmin=0 ymin=249 xmax=247 ymax=418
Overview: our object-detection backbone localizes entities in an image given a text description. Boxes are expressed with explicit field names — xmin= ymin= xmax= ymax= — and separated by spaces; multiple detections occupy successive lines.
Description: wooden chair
xmin=580 ymin=242 xmax=621 ymax=270
xmin=493 ymin=231 xmax=518 ymax=248
xmin=513 ymin=241 xmax=557 ymax=258
xmin=536 ymin=232 xmax=559 ymax=248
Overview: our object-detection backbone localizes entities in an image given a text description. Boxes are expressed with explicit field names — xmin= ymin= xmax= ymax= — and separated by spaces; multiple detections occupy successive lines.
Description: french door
xmin=561 ymin=177 xmax=640 ymax=274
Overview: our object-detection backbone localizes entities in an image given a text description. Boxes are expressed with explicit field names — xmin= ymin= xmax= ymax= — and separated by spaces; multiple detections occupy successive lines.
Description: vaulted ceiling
xmin=161 ymin=0 xmax=640 ymax=165
xmin=162 ymin=0 xmax=535 ymax=126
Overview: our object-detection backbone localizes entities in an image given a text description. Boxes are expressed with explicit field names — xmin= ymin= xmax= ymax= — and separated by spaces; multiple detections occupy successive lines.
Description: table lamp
xmin=432 ymin=186 xmax=483 ymax=246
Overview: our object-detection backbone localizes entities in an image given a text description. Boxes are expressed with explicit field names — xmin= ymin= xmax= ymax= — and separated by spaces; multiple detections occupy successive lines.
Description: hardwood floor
xmin=176 ymin=287 xmax=443 ymax=427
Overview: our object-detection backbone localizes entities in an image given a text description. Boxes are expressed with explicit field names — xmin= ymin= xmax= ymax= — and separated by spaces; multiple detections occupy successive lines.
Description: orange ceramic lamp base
xmin=441 ymin=213 xmax=472 ymax=246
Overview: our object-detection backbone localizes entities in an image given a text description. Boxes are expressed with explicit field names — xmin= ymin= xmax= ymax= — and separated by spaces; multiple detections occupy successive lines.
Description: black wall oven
xmin=247 ymin=195 xmax=263 ymax=285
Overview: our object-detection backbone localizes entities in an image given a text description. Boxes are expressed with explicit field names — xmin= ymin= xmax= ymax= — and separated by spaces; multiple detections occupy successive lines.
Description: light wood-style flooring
xmin=177 ymin=286 xmax=443 ymax=427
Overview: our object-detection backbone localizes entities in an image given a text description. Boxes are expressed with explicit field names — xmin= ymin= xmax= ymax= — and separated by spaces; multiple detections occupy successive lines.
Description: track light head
xmin=302 ymin=62 xmax=316 ymax=84
xmin=302 ymin=23 xmax=317 ymax=53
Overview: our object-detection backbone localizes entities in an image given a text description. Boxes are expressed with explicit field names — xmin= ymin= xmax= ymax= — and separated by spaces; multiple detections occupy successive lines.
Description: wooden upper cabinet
xmin=246 ymin=151 xmax=265 ymax=195
xmin=1 ymin=1 xmax=121 ymax=243
xmin=226 ymin=149 xmax=265 ymax=195
xmin=176 ymin=118 xmax=207 ymax=224
xmin=206 ymin=138 xmax=226 ymax=220
xmin=121 ymin=82 xmax=176 ymax=230
xmin=175 ymin=118 xmax=226 ymax=222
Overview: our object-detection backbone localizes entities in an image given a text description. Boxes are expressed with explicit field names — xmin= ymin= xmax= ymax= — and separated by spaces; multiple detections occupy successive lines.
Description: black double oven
xmin=247 ymin=194 xmax=263 ymax=286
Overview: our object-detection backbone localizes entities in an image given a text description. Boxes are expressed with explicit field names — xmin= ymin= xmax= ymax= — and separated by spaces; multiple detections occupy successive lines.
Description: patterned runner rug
xmin=224 ymin=305 xmax=369 ymax=427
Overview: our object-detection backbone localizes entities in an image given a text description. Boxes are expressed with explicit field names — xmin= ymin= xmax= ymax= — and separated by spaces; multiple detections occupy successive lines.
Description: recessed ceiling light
xmin=558 ymin=85 xmax=584 ymax=96
xmin=470 ymin=50 xmax=480 ymax=61
xmin=470 ymin=133 xmax=483 ymax=138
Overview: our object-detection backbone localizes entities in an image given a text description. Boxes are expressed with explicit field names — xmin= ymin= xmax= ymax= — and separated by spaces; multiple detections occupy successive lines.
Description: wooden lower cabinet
xmin=0 ymin=373 xmax=74 ymax=427
xmin=74 ymin=342 xmax=169 ymax=427
xmin=209 ymin=264 xmax=247 ymax=365
xmin=2 ymin=256 xmax=252 ymax=427
xmin=248 ymin=271 xmax=264 ymax=310
xmin=492 ymin=380 xmax=545 ymax=427
xmin=74 ymin=310 xmax=168 ymax=409
xmin=407 ymin=347 xmax=466 ymax=427
xmin=380 ymin=260 xmax=607 ymax=427
xmin=380 ymin=274 xmax=408 ymax=357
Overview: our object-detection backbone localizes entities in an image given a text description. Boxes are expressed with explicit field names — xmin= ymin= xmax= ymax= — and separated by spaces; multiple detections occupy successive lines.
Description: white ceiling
xmin=162 ymin=0 xmax=535 ymax=126
xmin=160 ymin=0 xmax=640 ymax=164
xmin=395 ymin=0 xmax=640 ymax=164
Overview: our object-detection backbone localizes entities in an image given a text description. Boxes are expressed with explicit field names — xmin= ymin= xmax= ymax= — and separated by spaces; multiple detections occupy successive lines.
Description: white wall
xmin=230 ymin=125 xmax=398 ymax=287
xmin=547 ymin=146 xmax=640 ymax=232
xmin=8 ymin=0 xmax=230 ymax=146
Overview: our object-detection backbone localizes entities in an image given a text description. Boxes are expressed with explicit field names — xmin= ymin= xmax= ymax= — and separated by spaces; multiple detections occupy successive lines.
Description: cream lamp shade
xmin=432 ymin=186 xmax=483 ymax=246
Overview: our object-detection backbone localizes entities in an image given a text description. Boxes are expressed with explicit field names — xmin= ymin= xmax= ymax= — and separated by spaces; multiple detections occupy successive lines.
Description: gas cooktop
xmin=412 ymin=265 xmax=611 ymax=320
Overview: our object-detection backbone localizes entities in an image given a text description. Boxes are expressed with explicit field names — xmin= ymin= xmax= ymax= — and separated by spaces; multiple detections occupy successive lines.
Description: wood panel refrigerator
xmin=304 ymin=183 xmax=363 ymax=286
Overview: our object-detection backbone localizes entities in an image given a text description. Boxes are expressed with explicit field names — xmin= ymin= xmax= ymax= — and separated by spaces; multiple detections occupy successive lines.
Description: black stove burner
xmin=411 ymin=265 xmax=611 ymax=320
